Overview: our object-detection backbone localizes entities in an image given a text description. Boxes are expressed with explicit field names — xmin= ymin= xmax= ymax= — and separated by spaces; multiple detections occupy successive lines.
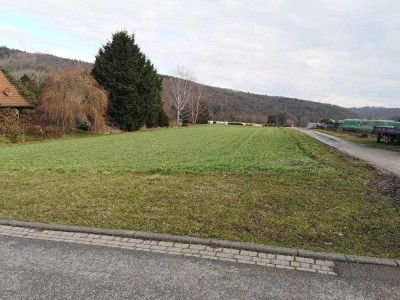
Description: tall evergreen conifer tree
xmin=92 ymin=31 xmax=168 ymax=131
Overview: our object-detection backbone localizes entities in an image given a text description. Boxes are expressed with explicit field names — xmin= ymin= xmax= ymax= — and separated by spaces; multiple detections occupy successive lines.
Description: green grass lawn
xmin=0 ymin=125 xmax=399 ymax=258
xmin=0 ymin=126 xmax=314 ymax=173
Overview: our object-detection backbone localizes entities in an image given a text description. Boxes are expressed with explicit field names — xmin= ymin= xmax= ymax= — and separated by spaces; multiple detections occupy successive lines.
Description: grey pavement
xmin=1 ymin=235 xmax=399 ymax=299
xmin=0 ymin=224 xmax=339 ymax=274
xmin=295 ymin=128 xmax=400 ymax=177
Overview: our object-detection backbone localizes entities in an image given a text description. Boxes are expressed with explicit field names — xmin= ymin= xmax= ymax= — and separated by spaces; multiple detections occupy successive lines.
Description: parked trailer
xmin=372 ymin=126 xmax=400 ymax=143
xmin=341 ymin=119 xmax=398 ymax=133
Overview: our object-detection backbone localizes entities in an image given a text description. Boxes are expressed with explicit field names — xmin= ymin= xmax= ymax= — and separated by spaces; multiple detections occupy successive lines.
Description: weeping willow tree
xmin=41 ymin=66 xmax=109 ymax=133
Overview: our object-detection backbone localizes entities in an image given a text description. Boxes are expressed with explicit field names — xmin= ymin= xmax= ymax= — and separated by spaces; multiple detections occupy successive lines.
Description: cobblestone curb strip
xmin=0 ymin=223 xmax=336 ymax=276
xmin=0 ymin=220 xmax=398 ymax=269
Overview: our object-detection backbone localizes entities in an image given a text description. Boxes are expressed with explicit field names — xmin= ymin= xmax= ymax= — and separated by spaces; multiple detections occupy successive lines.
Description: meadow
xmin=0 ymin=125 xmax=399 ymax=258
xmin=0 ymin=125 xmax=314 ymax=173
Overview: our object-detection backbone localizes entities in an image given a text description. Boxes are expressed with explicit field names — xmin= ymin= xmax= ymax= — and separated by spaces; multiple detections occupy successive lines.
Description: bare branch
xmin=165 ymin=66 xmax=195 ymax=122
xmin=188 ymin=83 xmax=207 ymax=124
xmin=41 ymin=66 xmax=109 ymax=133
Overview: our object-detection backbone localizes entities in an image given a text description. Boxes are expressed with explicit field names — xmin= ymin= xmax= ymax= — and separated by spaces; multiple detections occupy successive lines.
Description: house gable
xmin=0 ymin=70 xmax=34 ymax=108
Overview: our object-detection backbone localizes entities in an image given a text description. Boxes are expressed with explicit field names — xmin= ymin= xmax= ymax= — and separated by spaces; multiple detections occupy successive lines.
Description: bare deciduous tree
xmin=165 ymin=66 xmax=208 ymax=125
xmin=165 ymin=67 xmax=194 ymax=122
xmin=188 ymin=83 xmax=207 ymax=125
xmin=41 ymin=66 xmax=109 ymax=133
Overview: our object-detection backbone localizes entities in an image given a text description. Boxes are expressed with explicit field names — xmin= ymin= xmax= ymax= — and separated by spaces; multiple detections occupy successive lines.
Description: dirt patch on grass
xmin=375 ymin=174 xmax=400 ymax=211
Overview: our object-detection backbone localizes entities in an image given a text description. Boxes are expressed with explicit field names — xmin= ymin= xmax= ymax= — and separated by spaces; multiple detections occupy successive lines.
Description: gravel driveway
xmin=295 ymin=128 xmax=400 ymax=177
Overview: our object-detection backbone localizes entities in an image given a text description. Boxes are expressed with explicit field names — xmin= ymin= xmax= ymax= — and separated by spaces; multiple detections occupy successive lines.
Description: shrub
xmin=0 ymin=109 xmax=23 ymax=143
xmin=41 ymin=66 xmax=109 ymax=134
xmin=23 ymin=110 xmax=63 ymax=139
xmin=158 ymin=110 xmax=170 ymax=127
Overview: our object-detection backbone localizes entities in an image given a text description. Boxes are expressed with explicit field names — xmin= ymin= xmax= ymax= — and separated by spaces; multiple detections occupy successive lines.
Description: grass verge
xmin=313 ymin=129 xmax=400 ymax=152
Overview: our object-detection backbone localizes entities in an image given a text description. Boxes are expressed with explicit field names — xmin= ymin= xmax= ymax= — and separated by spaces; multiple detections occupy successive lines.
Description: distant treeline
xmin=0 ymin=46 xmax=366 ymax=126
xmin=198 ymin=83 xmax=358 ymax=126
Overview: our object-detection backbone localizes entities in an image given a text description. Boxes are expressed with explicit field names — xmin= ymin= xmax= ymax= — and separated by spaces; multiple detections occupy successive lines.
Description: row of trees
xmin=2 ymin=30 xmax=213 ymax=141
xmin=3 ymin=31 xmax=214 ymax=136
xmin=6 ymin=31 xmax=171 ymax=137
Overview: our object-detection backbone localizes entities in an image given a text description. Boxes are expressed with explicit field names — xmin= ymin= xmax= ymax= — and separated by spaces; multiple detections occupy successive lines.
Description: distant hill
xmin=1 ymin=46 xmax=357 ymax=125
xmin=0 ymin=46 xmax=91 ymax=86
xmin=198 ymin=83 xmax=356 ymax=125
xmin=350 ymin=107 xmax=400 ymax=121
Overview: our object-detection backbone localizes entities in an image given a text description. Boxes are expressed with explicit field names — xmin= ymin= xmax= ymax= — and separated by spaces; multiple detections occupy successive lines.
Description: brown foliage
xmin=41 ymin=66 xmax=109 ymax=133
xmin=23 ymin=111 xmax=63 ymax=138
xmin=0 ymin=108 xmax=23 ymax=143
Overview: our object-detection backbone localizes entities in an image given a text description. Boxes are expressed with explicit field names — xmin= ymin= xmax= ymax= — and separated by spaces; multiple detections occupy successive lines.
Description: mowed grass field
xmin=0 ymin=125 xmax=399 ymax=258
xmin=0 ymin=126 xmax=314 ymax=173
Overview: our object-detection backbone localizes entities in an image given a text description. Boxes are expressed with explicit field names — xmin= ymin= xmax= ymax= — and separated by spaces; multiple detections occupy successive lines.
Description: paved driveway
xmin=1 ymin=235 xmax=399 ymax=299
xmin=295 ymin=128 xmax=400 ymax=177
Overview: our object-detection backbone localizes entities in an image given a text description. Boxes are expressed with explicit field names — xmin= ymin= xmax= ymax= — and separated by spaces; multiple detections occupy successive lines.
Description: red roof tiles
xmin=0 ymin=70 xmax=34 ymax=108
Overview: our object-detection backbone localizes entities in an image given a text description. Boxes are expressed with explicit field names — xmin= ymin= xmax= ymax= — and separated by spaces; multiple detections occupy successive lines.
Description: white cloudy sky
xmin=0 ymin=0 xmax=399 ymax=108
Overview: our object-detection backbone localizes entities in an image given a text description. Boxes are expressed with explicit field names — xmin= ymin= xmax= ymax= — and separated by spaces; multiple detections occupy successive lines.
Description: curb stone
xmin=134 ymin=231 xmax=212 ymax=245
xmin=210 ymin=239 xmax=298 ymax=256
xmin=0 ymin=219 xmax=398 ymax=268
xmin=345 ymin=255 xmax=398 ymax=267
xmin=298 ymin=249 xmax=347 ymax=262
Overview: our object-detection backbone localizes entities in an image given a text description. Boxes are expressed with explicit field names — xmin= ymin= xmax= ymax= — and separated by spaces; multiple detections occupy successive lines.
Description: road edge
xmin=0 ymin=219 xmax=398 ymax=267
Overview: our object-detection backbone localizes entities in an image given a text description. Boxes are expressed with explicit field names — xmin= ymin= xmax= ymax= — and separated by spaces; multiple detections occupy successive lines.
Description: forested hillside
xmin=0 ymin=46 xmax=91 ymax=86
xmin=350 ymin=107 xmax=400 ymax=121
xmin=201 ymin=83 xmax=356 ymax=125
xmin=1 ymin=46 xmax=357 ymax=125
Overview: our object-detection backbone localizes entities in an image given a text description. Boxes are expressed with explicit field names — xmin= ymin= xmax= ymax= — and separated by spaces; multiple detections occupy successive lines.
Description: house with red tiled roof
xmin=0 ymin=69 xmax=34 ymax=109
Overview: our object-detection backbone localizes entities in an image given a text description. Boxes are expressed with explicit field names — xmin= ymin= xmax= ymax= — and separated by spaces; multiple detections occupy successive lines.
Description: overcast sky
xmin=1 ymin=0 xmax=399 ymax=108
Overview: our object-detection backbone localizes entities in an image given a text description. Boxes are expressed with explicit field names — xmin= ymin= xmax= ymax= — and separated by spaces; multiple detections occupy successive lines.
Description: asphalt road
xmin=295 ymin=128 xmax=400 ymax=177
xmin=1 ymin=235 xmax=399 ymax=299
